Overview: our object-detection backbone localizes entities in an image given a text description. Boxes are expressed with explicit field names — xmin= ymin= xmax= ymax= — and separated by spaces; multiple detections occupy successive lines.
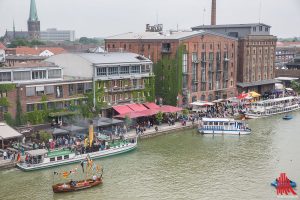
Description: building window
xmin=120 ymin=66 xmax=130 ymax=74
xmin=26 ymin=87 xmax=35 ymax=96
xmin=37 ymin=103 xmax=44 ymax=110
xmin=13 ymin=71 xmax=31 ymax=81
xmin=201 ymin=95 xmax=206 ymax=101
xmin=253 ymin=27 xmax=256 ymax=32
xmin=108 ymin=67 xmax=118 ymax=75
xmin=84 ymin=82 xmax=92 ymax=92
xmin=32 ymin=70 xmax=46 ymax=80
xmin=202 ymin=44 xmax=205 ymax=50
xmin=48 ymin=69 xmax=61 ymax=79
xmin=148 ymin=44 xmax=151 ymax=49
xmin=192 ymin=96 xmax=197 ymax=102
xmin=45 ymin=86 xmax=54 ymax=94
xmin=230 ymin=80 xmax=233 ymax=86
xmin=130 ymin=66 xmax=140 ymax=74
xmin=123 ymin=44 xmax=126 ymax=49
xmin=259 ymin=26 xmax=262 ymax=31
xmin=0 ymin=72 xmax=11 ymax=82
xmin=26 ymin=104 xmax=34 ymax=112
xmin=47 ymin=102 xmax=55 ymax=110
xmin=69 ymin=84 xmax=76 ymax=96
xmin=55 ymin=102 xmax=63 ymax=110
xmin=55 ymin=86 xmax=63 ymax=98
xmin=208 ymin=94 xmax=213 ymax=101
xmin=97 ymin=68 xmax=107 ymax=76
xmin=183 ymin=53 xmax=188 ymax=73
xmin=35 ymin=86 xmax=45 ymax=96
xmin=77 ymin=83 xmax=84 ymax=94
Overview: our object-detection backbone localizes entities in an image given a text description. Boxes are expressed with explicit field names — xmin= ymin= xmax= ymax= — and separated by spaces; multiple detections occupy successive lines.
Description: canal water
xmin=1 ymin=112 xmax=300 ymax=200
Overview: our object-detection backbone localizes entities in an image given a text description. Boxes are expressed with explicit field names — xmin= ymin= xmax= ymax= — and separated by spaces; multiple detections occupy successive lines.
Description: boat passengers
xmin=70 ymin=180 xmax=77 ymax=187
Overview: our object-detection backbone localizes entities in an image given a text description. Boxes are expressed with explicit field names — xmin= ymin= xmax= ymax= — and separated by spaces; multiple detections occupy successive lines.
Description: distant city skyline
xmin=0 ymin=0 xmax=299 ymax=39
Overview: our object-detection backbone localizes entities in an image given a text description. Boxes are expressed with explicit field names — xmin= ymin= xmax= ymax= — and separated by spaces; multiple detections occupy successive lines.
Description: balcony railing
xmin=105 ymin=85 xmax=145 ymax=93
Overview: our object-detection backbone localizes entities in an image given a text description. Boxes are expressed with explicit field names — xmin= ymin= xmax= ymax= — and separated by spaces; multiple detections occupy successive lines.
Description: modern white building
xmin=40 ymin=28 xmax=75 ymax=42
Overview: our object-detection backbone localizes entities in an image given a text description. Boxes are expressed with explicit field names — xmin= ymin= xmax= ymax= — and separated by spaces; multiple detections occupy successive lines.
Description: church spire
xmin=28 ymin=0 xmax=38 ymax=21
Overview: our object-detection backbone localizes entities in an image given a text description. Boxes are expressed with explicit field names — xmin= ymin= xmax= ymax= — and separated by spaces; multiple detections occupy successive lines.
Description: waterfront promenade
xmin=125 ymin=121 xmax=195 ymax=139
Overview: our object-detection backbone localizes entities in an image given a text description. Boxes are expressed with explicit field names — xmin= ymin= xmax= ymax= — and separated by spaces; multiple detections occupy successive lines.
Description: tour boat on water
xmin=245 ymin=96 xmax=300 ymax=119
xmin=17 ymin=138 xmax=137 ymax=171
xmin=198 ymin=118 xmax=251 ymax=135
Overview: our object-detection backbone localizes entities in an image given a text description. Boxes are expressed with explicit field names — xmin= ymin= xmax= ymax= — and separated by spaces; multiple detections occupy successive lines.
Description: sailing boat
xmin=52 ymin=155 xmax=103 ymax=193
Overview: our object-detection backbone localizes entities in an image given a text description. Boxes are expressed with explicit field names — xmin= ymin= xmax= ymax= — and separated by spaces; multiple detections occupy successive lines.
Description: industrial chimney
xmin=211 ymin=0 xmax=216 ymax=25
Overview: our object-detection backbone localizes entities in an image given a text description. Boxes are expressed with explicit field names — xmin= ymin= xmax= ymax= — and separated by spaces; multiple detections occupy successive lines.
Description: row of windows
xmin=26 ymin=83 xmax=92 ymax=97
xmin=26 ymin=99 xmax=82 ymax=112
xmin=0 ymin=69 xmax=62 ymax=82
xmin=96 ymin=65 xmax=151 ymax=76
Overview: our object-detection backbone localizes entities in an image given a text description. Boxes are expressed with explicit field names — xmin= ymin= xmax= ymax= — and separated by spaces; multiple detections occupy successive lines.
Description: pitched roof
xmin=13 ymin=46 xmax=66 ymax=56
xmin=106 ymin=30 xmax=237 ymax=41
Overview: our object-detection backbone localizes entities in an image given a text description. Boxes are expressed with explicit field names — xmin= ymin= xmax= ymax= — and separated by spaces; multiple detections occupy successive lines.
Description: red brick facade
xmin=105 ymin=32 xmax=238 ymax=105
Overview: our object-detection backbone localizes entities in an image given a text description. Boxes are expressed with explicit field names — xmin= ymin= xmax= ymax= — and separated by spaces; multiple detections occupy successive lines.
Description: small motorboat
xmin=271 ymin=180 xmax=297 ymax=188
xmin=282 ymin=115 xmax=293 ymax=120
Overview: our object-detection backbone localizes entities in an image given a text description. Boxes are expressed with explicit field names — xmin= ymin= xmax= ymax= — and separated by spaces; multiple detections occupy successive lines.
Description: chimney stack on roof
xmin=211 ymin=0 xmax=216 ymax=25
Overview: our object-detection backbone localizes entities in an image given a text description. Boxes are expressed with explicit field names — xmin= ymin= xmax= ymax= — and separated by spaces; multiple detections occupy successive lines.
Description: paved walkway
xmin=124 ymin=121 xmax=196 ymax=139
xmin=0 ymin=158 xmax=16 ymax=170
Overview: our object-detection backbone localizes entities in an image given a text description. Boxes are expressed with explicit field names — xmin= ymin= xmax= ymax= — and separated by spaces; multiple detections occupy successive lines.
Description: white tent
xmin=0 ymin=123 xmax=23 ymax=140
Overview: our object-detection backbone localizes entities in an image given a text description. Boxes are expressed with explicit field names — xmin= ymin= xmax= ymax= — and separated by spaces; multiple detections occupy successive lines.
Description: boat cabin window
xmin=224 ymin=122 xmax=228 ymax=126
xmin=50 ymin=157 xmax=55 ymax=162
xmin=230 ymin=123 xmax=234 ymax=126
xmin=209 ymin=122 xmax=213 ymax=125
xmin=57 ymin=156 xmax=62 ymax=161
xmin=219 ymin=122 xmax=223 ymax=125
xmin=214 ymin=122 xmax=218 ymax=125
xmin=204 ymin=122 xmax=207 ymax=125
xmin=64 ymin=155 xmax=69 ymax=159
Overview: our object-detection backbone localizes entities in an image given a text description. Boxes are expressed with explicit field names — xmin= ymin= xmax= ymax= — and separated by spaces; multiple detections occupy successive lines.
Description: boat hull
xmin=246 ymin=105 xmax=300 ymax=119
xmin=271 ymin=180 xmax=297 ymax=188
xmin=198 ymin=129 xmax=251 ymax=135
xmin=17 ymin=143 xmax=137 ymax=171
xmin=52 ymin=178 xmax=103 ymax=193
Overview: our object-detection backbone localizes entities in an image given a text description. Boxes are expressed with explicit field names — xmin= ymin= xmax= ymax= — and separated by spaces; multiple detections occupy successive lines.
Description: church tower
xmin=27 ymin=0 xmax=40 ymax=39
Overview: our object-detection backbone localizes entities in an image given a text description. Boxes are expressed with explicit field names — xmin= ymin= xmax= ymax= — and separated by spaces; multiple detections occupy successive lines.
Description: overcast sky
xmin=0 ymin=0 xmax=299 ymax=39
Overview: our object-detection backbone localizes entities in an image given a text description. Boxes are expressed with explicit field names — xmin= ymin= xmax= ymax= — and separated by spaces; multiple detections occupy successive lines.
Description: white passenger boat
xmin=198 ymin=118 xmax=251 ymax=135
xmin=245 ymin=96 xmax=300 ymax=119
xmin=17 ymin=138 xmax=137 ymax=171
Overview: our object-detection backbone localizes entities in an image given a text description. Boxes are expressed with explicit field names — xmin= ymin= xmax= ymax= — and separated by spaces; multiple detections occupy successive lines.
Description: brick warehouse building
xmin=192 ymin=23 xmax=278 ymax=94
xmin=105 ymin=31 xmax=238 ymax=107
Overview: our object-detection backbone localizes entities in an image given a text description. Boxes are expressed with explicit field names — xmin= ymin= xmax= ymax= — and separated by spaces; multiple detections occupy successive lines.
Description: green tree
xmin=155 ymin=111 xmax=163 ymax=124
xmin=78 ymin=37 xmax=101 ymax=45
xmin=291 ymin=80 xmax=300 ymax=94
xmin=7 ymin=38 xmax=45 ymax=48
xmin=81 ymin=87 xmax=104 ymax=118
xmin=15 ymin=90 xmax=23 ymax=126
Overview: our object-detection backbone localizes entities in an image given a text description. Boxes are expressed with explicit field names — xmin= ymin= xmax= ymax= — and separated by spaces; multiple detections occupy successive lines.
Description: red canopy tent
xmin=143 ymin=102 xmax=160 ymax=110
xmin=237 ymin=93 xmax=249 ymax=99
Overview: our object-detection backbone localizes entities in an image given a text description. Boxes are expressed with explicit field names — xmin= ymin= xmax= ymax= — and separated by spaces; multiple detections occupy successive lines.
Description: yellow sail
xmin=89 ymin=124 xmax=94 ymax=147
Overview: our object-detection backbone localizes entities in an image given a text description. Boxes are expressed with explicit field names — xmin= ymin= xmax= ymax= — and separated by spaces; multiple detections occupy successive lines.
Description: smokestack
xmin=211 ymin=0 xmax=216 ymax=25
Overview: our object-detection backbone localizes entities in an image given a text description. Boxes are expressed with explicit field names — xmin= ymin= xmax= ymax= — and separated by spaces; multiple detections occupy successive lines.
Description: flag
xmin=89 ymin=124 xmax=94 ymax=147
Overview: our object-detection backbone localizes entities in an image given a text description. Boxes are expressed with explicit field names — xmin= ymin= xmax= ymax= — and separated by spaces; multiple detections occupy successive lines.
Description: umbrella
xmin=249 ymin=91 xmax=261 ymax=98
xmin=159 ymin=105 xmax=183 ymax=113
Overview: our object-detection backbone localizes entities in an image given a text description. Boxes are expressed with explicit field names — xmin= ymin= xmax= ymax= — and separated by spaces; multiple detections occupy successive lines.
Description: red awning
xmin=112 ymin=105 xmax=133 ymax=114
xmin=159 ymin=105 xmax=182 ymax=113
xmin=143 ymin=102 xmax=160 ymax=110
xmin=127 ymin=104 xmax=148 ymax=112
xmin=114 ymin=112 xmax=144 ymax=119
xmin=114 ymin=108 xmax=159 ymax=119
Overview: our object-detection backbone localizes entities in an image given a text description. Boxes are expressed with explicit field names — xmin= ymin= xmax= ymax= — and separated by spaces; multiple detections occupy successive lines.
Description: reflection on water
xmin=1 ymin=112 xmax=300 ymax=200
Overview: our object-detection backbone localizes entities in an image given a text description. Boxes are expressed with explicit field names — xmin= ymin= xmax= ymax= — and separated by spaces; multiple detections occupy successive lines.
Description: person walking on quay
xmin=3 ymin=151 xmax=7 ymax=160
